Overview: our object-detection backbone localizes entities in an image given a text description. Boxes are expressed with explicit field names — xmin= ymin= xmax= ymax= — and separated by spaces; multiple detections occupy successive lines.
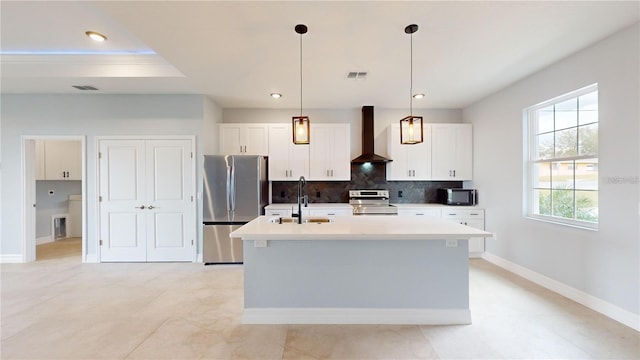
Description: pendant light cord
xmin=300 ymin=33 xmax=303 ymax=117
xmin=410 ymin=31 xmax=413 ymax=116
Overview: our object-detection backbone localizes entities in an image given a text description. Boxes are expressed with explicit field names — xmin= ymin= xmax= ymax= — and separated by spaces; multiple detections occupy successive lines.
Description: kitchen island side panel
xmin=243 ymin=239 xmax=469 ymax=309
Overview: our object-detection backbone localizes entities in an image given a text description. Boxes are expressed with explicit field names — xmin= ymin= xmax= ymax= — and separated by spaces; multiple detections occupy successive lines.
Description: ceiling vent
xmin=347 ymin=71 xmax=367 ymax=79
xmin=72 ymin=85 xmax=98 ymax=91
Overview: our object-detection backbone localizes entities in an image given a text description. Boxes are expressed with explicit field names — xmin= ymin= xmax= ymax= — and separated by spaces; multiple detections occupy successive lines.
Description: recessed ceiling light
xmin=413 ymin=93 xmax=425 ymax=99
xmin=270 ymin=93 xmax=282 ymax=99
xmin=86 ymin=31 xmax=107 ymax=42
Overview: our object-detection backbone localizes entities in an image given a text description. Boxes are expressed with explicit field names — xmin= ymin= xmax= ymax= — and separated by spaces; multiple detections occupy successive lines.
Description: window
xmin=525 ymin=84 xmax=598 ymax=229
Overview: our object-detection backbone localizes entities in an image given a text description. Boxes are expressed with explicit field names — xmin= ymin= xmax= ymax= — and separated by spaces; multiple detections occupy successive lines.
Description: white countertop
xmin=266 ymin=203 xmax=481 ymax=209
xmin=265 ymin=203 xmax=353 ymax=209
xmin=231 ymin=215 xmax=492 ymax=241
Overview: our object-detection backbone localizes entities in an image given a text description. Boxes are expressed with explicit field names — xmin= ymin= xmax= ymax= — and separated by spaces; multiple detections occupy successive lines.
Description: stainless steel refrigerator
xmin=203 ymin=155 xmax=268 ymax=264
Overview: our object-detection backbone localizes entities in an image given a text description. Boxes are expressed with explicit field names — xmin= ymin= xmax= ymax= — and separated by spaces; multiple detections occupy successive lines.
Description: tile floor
xmin=1 ymin=239 xmax=638 ymax=359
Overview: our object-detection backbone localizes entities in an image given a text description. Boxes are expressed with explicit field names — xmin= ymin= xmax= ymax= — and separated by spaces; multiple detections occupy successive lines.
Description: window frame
xmin=523 ymin=84 xmax=599 ymax=230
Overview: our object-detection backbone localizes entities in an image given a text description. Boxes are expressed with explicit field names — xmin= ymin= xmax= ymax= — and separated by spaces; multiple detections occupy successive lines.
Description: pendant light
xmin=292 ymin=24 xmax=310 ymax=145
xmin=400 ymin=24 xmax=424 ymax=145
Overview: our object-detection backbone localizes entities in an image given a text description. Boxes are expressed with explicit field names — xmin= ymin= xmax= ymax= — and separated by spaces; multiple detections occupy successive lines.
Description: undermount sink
xmin=270 ymin=217 xmax=333 ymax=224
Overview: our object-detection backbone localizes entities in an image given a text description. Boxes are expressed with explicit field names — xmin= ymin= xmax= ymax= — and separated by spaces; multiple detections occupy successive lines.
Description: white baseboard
xmin=0 ymin=254 xmax=24 ymax=263
xmin=84 ymin=254 xmax=98 ymax=263
xmin=243 ymin=308 xmax=471 ymax=325
xmin=482 ymin=252 xmax=640 ymax=332
xmin=36 ymin=235 xmax=53 ymax=245
xmin=196 ymin=253 xmax=203 ymax=263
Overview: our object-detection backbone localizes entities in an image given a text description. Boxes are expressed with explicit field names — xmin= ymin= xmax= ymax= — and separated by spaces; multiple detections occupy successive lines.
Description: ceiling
xmin=1 ymin=1 xmax=638 ymax=109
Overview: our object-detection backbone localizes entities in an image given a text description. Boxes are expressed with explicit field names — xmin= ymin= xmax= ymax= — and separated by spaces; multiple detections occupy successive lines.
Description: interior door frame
xmin=22 ymin=135 xmax=87 ymax=263
xmin=95 ymin=135 xmax=197 ymax=262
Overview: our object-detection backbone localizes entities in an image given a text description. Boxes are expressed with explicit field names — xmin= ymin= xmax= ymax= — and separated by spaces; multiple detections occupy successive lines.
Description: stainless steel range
xmin=349 ymin=190 xmax=398 ymax=215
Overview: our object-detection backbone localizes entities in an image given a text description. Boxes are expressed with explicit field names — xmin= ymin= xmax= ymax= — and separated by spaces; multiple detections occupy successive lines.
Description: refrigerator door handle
xmin=230 ymin=158 xmax=236 ymax=212
xmin=225 ymin=156 xmax=233 ymax=216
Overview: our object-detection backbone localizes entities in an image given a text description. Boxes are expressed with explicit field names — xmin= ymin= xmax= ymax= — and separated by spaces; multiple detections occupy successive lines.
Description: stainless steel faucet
xmin=297 ymin=176 xmax=306 ymax=224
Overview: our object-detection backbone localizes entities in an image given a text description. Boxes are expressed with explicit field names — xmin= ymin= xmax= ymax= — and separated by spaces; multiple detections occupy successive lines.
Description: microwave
xmin=437 ymin=188 xmax=478 ymax=206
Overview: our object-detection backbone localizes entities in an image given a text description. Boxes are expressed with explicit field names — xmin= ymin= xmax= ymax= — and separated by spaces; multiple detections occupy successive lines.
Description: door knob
xmin=135 ymin=205 xmax=145 ymax=209
xmin=147 ymin=205 xmax=155 ymax=210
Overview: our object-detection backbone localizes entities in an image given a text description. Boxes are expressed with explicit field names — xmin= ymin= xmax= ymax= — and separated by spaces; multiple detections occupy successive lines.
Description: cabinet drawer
xmin=397 ymin=208 xmax=441 ymax=217
xmin=265 ymin=209 xmax=292 ymax=217
xmin=309 ymin=209 xmax=352 ymax=217
xmin=441 ymin=209 xmax=484 ymax=219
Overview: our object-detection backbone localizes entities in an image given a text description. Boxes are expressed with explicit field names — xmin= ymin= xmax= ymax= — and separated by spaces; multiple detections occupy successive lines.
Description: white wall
xmin=223 ymin=108 xmax=461 ymax=159
xmin=0 ymin=94 xmax=215 ymax=260
xmin=464 ymin=23 xmax=639 ymax=317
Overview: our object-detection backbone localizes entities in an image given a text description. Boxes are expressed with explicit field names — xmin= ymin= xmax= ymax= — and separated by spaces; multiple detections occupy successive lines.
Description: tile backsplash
xmin=271 ymin=163 xmax=462 ymax=203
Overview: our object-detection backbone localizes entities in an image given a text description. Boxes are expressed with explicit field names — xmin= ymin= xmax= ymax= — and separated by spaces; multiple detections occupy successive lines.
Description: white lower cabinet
xmin=441 ymin=209 xmax=485 ymax=257
xmin=396 ymin=206 xmax=485 ymax=257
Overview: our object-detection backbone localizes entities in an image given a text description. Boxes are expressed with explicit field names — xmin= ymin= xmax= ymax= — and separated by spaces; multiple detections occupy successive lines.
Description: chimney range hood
xmin=351 ymin=106 xmax=392 ymax=163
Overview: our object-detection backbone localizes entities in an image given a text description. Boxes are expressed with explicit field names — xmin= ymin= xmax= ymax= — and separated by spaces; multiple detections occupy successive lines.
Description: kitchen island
xmin=230 ymin=215 xmax=491 ymax=325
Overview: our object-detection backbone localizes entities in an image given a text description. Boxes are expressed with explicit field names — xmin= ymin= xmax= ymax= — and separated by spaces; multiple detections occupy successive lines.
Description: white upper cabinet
xmin=36 ymin=140 xmax=81 ymax=180
xmin=431 ymin=124 xmax=473 ymax=180
xmin=219 ymin=123 xmax=268 ymax=155
xmin=386 ymin=123 xmax=432 ymax=180
xmin=309 ymin=124 xmax=350 ymax=181
xmin=268 ymin=124 xmax=309 ymax=180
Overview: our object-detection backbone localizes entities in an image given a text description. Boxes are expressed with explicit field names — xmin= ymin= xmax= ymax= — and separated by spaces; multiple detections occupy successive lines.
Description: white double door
xmin=99 ymin=139 xmax=194 ymax=262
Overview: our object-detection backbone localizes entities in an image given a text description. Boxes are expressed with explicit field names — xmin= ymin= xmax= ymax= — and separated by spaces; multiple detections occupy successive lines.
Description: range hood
xmin=351 ymin=106 xmax=392 ymax=163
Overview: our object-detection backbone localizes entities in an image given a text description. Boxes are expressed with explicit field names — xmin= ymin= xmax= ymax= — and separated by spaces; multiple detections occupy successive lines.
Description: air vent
xmin=347 ymin=72 xmax=367 ymax=79
xmin=72 ymin=85 xmax=98 ymax=91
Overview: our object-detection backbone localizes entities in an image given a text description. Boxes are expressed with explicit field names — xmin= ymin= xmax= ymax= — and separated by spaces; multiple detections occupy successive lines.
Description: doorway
xmin=23 ymin=136 xmax=86 ymax=263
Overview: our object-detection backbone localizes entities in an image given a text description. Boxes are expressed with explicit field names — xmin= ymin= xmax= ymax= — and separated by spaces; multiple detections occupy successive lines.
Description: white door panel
xmin=100 ymin=140 xmax=146 ymax=262
xmin=146 ymin=139 xmax=193 ymax=261
xmin=99 ymin=138 xmax=194 ymax=262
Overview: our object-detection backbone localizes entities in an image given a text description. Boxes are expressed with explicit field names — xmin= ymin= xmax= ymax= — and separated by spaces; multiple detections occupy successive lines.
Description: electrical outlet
xmin=398 ymin=190 xmax=403 ymax=197
xmin=254 ymin=239 xmax=267 ymax=248
xmin=446 ymin=239 xmax=458 ymax=247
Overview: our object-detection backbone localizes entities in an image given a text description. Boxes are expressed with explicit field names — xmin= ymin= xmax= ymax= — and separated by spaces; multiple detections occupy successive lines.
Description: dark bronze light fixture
xmin=292 ymin=24 xmax=310 ymax=145
xmin=400 ymin=24 xmax=424 ymax=145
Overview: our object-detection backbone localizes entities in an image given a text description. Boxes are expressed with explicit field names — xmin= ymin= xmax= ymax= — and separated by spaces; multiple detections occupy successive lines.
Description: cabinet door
xmin=407 ymin=124 xmax=432 ymax=179
xmin=464 ymin=219 xmax=485 ymax=254
xmin=309 ymin=124 xmax=350 ymax=181
xmin=244 ymin=124 xmax=268 ymax=155
xmin=432 ymin=124 xmax=472 ymax=180
xmin=328 ymin=125 xmax=351 ymax=180
xmin=386 ymin=124 xmax=431 ymax=180
xmin=309 ymin=125 xmax=332 ymax=180
xmin=289 ymin=143 xmax=310 ymax=179
xmin=220 ymin=125 xmax=243 ymax=155
xmin=35 ymin=140 xmax=46 ymax=180
xmin=268 ymin=124 xmax=309 ymax=180
xmin=44 ymin=140 xmax=81 ymax=180
xmin=386 ymin=124 xmax=410 ymax=180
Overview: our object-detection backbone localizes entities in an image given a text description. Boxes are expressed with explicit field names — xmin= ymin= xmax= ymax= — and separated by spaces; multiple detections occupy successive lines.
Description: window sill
xmin=525 ymin=215 xmax=598 ymax=231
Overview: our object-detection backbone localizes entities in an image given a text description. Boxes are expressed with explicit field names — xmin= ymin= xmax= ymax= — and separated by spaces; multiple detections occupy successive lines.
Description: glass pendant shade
xmin=292 ymin=116 xmax=310 ymax=144
xmin=400 ymin=115 xmax=424 ymax=145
